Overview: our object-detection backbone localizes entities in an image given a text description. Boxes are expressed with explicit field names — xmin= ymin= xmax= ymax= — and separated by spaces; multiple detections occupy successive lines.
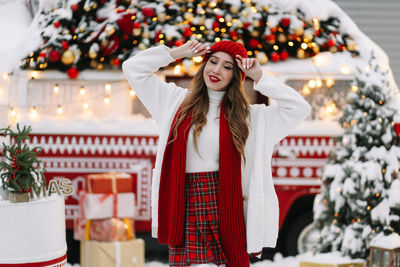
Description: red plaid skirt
xmin=168 ymin=171 xmax=228 ymax=266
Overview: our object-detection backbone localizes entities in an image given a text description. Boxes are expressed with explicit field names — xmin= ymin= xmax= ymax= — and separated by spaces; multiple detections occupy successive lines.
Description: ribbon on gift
xmin=87 ymin=174 xmax=118 ymax=193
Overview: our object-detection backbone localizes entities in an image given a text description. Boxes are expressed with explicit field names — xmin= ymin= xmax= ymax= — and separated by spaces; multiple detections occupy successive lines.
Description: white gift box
xmin=80 ymin=191 xmax=135 ymax=220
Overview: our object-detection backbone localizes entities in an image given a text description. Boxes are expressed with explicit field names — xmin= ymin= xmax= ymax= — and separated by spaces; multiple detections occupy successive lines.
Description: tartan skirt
xmin=168 ymin=171 xmax=228 ymax=267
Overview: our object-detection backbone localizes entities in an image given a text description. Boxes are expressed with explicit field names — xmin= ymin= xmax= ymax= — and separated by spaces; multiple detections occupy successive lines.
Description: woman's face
xmin=203 ymin=51 xmax=234 ymax=91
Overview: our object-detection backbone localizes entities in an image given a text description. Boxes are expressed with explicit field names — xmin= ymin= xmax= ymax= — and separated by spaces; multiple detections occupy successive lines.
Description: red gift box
xmin=86 ymin=172 xmax=134 ymax=193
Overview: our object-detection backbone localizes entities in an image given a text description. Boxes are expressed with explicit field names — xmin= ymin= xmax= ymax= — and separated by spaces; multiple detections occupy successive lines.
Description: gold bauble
xmin=294 ymin=27 xmax=304 ymax=36
xmin=297 ymin=48 xmax=305 ymax=59
xmin=329 ymin=46 xmax=338 ymax=53
xmin=278 ymin=33 xmax=287 ymax=43
xmin=230 ymin=6 xmax=238 ymax=13
xmin=166 ymin=35 xmax=173 ymax=41
xmin=303 ymin=32 xmax=313 ymax=43
xmin=347 ymin=41 xmax=357 ymax=51
xmin=262 ymin=6 xmax=269 ymax=12
xmin=256 ymin=52 xmax=268 ymax=64
xmin=138 ymin=43 xmax=147 ymax=50
xmin=105 ymin=25 xmax=115 ymax=36
xmin=237 ymin=21 xmax=244 ymax=28
xmin=158 ymin=13 xmax=166 ymax=23
xmin=88 ymin=49 xmax=98 ymax=59
xmin=250 ymin=30 xmax=259 ymax=37
xmin=90 ymin=60 xmax=98 ymax=68
xmin=252 ymin=20 xmax=260 ymax=27
xmin=97 ymin=63 xmax=104 ymax=70
xmin=184 ymin=12 xmax=194 ymax=22
xmin=101 ymin=39 xmax=109 ymax=47
xmin=61 ymin=50 xmax=75 ymax=65
xmin=132 ymin=28 xmax=142 ymax=36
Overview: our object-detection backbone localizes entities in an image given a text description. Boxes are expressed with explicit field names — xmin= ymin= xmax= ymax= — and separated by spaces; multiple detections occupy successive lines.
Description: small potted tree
xmin=0 ymin=124 xmax=46 ymax=203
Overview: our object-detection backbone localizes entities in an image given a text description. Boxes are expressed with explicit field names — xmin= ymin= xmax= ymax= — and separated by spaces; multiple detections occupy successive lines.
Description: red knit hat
xmin=202 ymin=40 xmax=248 ymax=80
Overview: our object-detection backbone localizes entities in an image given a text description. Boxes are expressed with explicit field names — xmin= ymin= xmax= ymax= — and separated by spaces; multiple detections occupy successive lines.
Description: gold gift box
xmin=80 ymin=239 xmax=145 ymax=267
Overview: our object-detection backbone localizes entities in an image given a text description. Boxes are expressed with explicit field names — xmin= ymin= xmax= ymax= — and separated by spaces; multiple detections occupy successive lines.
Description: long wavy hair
xmin=168 ymin=56 xmax=250 ymax=162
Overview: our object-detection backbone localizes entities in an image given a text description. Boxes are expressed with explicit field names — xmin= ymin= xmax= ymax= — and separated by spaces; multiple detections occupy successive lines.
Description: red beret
xmin=202 ymin=40 xmax=248 ymax=81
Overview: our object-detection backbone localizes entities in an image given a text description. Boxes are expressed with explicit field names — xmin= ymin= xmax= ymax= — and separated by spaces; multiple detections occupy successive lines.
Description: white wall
xmin=333 ymin=0 xmax=400 ymax=87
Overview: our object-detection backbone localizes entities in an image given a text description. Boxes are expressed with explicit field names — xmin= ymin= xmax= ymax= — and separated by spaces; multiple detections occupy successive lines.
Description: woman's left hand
xmin=235 ymin=55 xmax=263 ymax=83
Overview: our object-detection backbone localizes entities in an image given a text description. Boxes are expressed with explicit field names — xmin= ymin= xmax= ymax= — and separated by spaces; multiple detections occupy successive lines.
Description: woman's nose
xmin=213 ymin=64 xmax=223 ymax=74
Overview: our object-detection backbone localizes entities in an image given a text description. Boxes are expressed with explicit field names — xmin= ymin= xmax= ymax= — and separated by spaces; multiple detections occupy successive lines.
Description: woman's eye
xmin=210 ymin=60 xmax=217 ymax=64
xmin=224 ymin=66 xmax=232 ymax=70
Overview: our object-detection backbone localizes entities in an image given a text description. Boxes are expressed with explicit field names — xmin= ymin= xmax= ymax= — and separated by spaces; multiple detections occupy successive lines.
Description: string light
xmin=57 ymin=105 xmax=63 ymax=115
xmin=301 ymin=43 xmax=308 ymax=49
xmin=104 ymin=95 xmax=111 ymax=105
xmin=83 ymin=102 xmax=89 ymax=109
xmin=31 ymin=71 xmax=39 ymax=80
xmin=273 ymin=45 xmax=279 ymax=50
xmin=288 ymin=41 xmax=294 ymax=47
xmin=80 ymin=86 xmax=86 ymax=95
xmin=326 ymin=102 xmax=337 ymax=115
xmin=367 ymin=206 xmax=371 ymax=211
xmin=315 ymin=79 xmax=322 ymax=87
xmin=9 ymin=107 xmax=16 ymax=117
xmin=29 ymin=106 xmax=38 ymax=119
xmin=340 ymin=65 xmax=351 ymax=75
xmin=129 ymin=89 xmax=136 ymax=97
xmin=351 ymin=85 xmax=358 ymax=92
xmin=53 ymin=84 xmax=60 ymax=94
xmin=326 ymin=78 xmax=335 ymax=88
xmin=193 ymin=56 xmax=202 ymax=63
xmin=302 ymin=85 xmax=311 ymax=95
xmin=105 ymin=83 xmax=111 ymax=92
xmin=308 ymin=80 xmax=316 ymax=88
xmin=174 ymin=65 xmax=182 ymax=74
xmin=2 ymin=73 xmax=9 ymax=80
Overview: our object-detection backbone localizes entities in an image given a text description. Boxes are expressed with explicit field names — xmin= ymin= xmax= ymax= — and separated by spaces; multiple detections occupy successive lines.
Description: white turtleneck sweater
xmin=185 ymin=88 xmax=225 ymax=173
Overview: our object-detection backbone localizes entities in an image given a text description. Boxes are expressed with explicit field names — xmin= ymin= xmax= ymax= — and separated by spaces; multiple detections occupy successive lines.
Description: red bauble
xmin=61 ymin=41 xmax=69 ymax=50
xmin=67 ymin=67 xmax=79 ymax=79
xmin=112 ymin=58 xmax=120 ymax=66
xmin=100 ymin=35 xmax=120 ymax=56
xmin=70 ymin=4 xmax=79 ymax=11
xmin=49 ymin=50 xmax=60 ymax=62
xmin=327 ymin=39 xmax=336 ymax=47
xmin=249 ymin=38 xmax=259 ymax=49
xmin=212 ymin=21 xmax=220 ymax=30
xmin=244 ymin=22 xmax=251 ymax=30
xmin=270 ymin=27 xmax=277 ymax=33
xmin=280 ymin=50 xmax=289 ymax=60
xmin=315 ymin=30 xmax=321 ymax=37
xmin=155 ymin=30 xmax=163 ymax=42
xmin=142 ymin=7 xmax=155 ymax=18
xmin=133 ymin=22 xmax=141 ymax=29
xmin=394 ymin=123 xmax=400 ymax=136
xmin=54 ymin=21 xmax=60 ymax=28
xmin=229 ymin=31 xmax=238 ymax=38
xmin=117 ymin=13 xmax=136 ymax=34
xmin=266 ymin=34 xmax=276 ymax=42
xmin=270 ymin=52 xmax=281 ymax=62
xmin=281 ymin=17 xmax=291 ymax=28
xmin=338 ymin=44 xmax=344 ymax=51
xmin=183 ymin=27 xmax=192 ymax=38
xmin=39 ymin=52 xmax=46 ymax=58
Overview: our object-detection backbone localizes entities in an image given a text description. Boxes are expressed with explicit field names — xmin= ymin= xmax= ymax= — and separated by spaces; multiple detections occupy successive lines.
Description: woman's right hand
xmin=168 ymin=40 xmax=209 ymax=60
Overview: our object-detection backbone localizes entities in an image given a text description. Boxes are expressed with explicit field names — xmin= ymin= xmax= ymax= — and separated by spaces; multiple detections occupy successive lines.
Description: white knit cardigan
xmin=122 ymin=45 xmax=311 ymax=254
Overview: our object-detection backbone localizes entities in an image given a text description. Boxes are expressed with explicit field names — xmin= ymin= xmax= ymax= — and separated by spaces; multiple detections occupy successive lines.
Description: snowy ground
xmin=66 ymin=251 xmax=366 ymax=267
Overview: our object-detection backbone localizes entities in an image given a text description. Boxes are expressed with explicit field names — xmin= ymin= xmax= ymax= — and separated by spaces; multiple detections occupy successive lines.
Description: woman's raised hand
xmin=168 ymin=40 xmax=209 ymax=60
xmin=235 ymin=55 xmax=263 ymax=83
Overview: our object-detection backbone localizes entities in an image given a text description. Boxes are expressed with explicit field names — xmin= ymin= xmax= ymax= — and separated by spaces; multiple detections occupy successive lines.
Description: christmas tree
xmin=23 ymin=0 xmax=359 ymax=78
xmin=312 ymin=53 xmax=400 ymax=258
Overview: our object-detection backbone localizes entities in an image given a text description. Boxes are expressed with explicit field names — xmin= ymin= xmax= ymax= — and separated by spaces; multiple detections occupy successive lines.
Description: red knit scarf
xmin=158 ymin=96 xmax=250 ymax=267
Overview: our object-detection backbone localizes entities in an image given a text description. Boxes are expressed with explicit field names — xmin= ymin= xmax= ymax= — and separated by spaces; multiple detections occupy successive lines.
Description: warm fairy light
xmin=2 ymin=73 xmax=9 ymax=80
xmin=340 ymin=65 xmax=352 ymax=75
xmin=334 ymin=213 xmax=338 ymax=217
xmin=129 ymin=89 xmax=136 ymax=97
xmin=326 ymin=78 xmax=335 ymax=88
xmin=313 ymin=54 xmax=329 ymax=66
xmin=174 ymin=65 xmax=182 ymax=74
xmin=378 ymin=118 xmax=382 ymax=123
xmin=273 ymin=45 xmax=279 ymax=50
xmin=326 ymin=102 xmax=337 ymax=114
xmin=80 ymin=86 xmax=86 ymax=95
xmin=31 ymin=71 xmax=39 ymax=80
xmin=215 ymin=37 xmax=221 ymax=42
xmin=376 ymin=193 xmax=380 ymax=197
xmin=301 ymin=43 xmax=308 ymax=49
xmin=363 ymin=112 xmax=367 ymax=117
xmin=308 ymin=80 xmax=316 ymax=88
xmin=104 ymin=96 xmax=111 ymax=105
xmin=57 ymin=105 xmax=63 ymax=115
xmin=288 ymin=41 xmax=294 ymax=47
xmin=302 ymin=86 xmax=311 ymax=95
xmin=367 ymin=206 xmax=371 ymax=211
xmin=9 ymin=107 xmax=16 ymax=117
xmin=193 ymin=56 xmax=202 ymax=63
xmin=315 ymin=79 xmax=322 ymax=87
xmin=105 ymin=83 xmax=111 ymax=92
xmin=29 ymin=106 xmax=38 ymax=119
xmin=83 ymin=102 xmax=89 ymax=109
xmin=351 ymin=85 xmax=358 ymax=92
xmin=53 ymin=84 xmax=60 ymax=94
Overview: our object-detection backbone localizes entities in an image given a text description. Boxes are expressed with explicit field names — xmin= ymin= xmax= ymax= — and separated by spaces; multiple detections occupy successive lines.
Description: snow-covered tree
xmin=313 ymin=53 xmax=400 ymax=258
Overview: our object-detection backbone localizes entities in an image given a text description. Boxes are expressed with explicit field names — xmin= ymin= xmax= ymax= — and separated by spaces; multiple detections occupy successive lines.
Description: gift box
xmin=74 ymin=216 xmax=135 ymax=242
xmin=79 ymin=191 xmax=135 ymax=220
xmin=80 ymin=239 xmax=145 ymax=267
xmin=86 ymin=172 xmax=134 ymax=193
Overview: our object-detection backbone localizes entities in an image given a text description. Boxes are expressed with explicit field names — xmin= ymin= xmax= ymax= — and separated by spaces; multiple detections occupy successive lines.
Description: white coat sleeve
xmin=122 ymin=45 xmax=188 ymax=124
xmin=253 ymin=72 xmax=311 ymax=145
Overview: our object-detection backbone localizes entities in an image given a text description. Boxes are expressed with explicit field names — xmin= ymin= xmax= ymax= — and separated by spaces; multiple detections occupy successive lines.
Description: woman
xmin=122 ymin=40 xmax=311 ymax=267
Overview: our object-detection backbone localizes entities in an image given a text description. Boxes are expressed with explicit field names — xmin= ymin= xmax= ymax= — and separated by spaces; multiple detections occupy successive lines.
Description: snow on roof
xmin=370 ymin=232 xmax=400 ymax=250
